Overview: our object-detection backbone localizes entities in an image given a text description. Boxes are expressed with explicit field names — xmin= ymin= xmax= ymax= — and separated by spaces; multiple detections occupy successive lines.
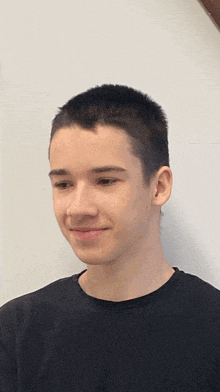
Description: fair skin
xmin=49 ymin=124 xmax=174 ymax=302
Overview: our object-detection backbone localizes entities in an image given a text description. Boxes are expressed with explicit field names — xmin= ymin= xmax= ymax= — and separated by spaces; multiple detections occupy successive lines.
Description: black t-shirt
xmin=1 ymin=267 xmax=220 ymax=391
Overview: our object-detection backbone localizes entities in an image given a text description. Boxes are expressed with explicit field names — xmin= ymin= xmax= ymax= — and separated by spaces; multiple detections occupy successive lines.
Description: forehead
xmin=49 ymin=125 xmax=142 ymax=174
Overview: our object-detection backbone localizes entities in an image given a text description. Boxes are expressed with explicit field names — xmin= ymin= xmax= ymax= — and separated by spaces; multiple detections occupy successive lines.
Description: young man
xmin=1 ymin=85 xmax=220 ymax=391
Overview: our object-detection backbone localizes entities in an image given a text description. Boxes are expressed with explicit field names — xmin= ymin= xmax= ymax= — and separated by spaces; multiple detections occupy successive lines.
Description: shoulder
xmin=1 ymin=275 xmax=76 ymax=305
xmin=174 ymin=268 xmax=220 ymax=319
xmin=0 ymin=274 xmax=79 ymax=330
xmin=177 ymin=269 xmax=220 ymax=299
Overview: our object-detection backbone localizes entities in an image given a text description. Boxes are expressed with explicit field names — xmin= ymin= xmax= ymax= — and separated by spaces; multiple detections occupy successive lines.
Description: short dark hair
xmin=50 ymin=84 xmax=169 ymax=186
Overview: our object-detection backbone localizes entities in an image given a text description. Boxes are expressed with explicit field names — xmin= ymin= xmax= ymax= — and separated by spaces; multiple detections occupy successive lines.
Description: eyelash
xmin=99 ymin=178 xmax=118 ymax=186
xmin=54 ymin=178 xmax=118 ymax=189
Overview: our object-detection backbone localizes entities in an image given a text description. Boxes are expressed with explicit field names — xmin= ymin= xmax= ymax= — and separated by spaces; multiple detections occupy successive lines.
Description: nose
xmin=66 ymin=184 xmax=98 ymax=218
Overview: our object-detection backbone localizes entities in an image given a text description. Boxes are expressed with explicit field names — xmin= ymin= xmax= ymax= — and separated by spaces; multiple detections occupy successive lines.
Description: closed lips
xmin=73 ymin=228 xmax=107 ymax=231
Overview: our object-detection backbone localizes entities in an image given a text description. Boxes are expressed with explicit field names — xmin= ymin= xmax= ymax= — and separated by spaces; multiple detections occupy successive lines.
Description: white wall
xmin=1 ymin=0 xmax=220 ymax=305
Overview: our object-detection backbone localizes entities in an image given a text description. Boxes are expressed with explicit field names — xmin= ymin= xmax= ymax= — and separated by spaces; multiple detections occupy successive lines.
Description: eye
xmin=98 ymin=178 xmax=118 ymax=186
xmin=54 ymin=182 xmax=72 ymax=189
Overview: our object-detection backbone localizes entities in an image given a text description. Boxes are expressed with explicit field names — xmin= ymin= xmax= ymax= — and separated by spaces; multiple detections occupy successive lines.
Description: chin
xmin=73 ymin=249 xmax=114 ymax=266
xmin=72 ymin=249 xmax=105 ymax=264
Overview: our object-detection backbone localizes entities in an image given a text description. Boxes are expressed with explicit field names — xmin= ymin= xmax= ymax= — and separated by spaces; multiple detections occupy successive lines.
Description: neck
xmin=78 ymin=246 xmax=174 ymax=302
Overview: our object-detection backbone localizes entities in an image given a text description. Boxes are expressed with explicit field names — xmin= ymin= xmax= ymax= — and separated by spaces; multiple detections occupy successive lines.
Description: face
xmin=49 ymin=125 xmax=158 ymax=268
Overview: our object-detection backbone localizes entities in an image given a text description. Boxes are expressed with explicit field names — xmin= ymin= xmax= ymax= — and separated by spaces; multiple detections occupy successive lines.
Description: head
xmin=49 ymin=85 xmax=172 ymax=268
xmin=49 ymin=84 xmax=169 ymax=187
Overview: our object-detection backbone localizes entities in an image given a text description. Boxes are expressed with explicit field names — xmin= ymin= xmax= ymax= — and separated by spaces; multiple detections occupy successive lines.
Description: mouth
xmin=71 ymin=228 xmax=108 ymax=241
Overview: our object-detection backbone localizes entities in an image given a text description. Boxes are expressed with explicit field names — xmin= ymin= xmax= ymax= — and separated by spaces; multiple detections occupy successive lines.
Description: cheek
xmin=53 ymin=197 xmax=64 ymax=222
xmin=111 ymin=199 xmax=137 ymax=234
xmin=120 ymin=196 xmax=149 ymax=229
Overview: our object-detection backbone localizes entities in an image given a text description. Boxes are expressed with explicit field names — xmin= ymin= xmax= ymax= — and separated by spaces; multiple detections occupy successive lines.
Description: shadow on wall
xmin=160 ymin=204 xmax=217 ymax=287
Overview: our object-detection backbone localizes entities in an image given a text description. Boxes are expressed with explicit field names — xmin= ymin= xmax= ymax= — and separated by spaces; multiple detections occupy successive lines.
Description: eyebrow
xmin=48 ymin=165 xmax=128 ymax=178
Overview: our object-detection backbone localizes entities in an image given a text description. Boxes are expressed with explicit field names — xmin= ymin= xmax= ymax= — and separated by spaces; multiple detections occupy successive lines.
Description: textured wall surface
xmin=0 ymin=0 xmax=220 ymax=305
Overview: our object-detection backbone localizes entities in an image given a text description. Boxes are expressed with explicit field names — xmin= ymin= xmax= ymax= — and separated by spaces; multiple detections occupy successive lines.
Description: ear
xmin=152 ymin=166 xmax=173 ymax=207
